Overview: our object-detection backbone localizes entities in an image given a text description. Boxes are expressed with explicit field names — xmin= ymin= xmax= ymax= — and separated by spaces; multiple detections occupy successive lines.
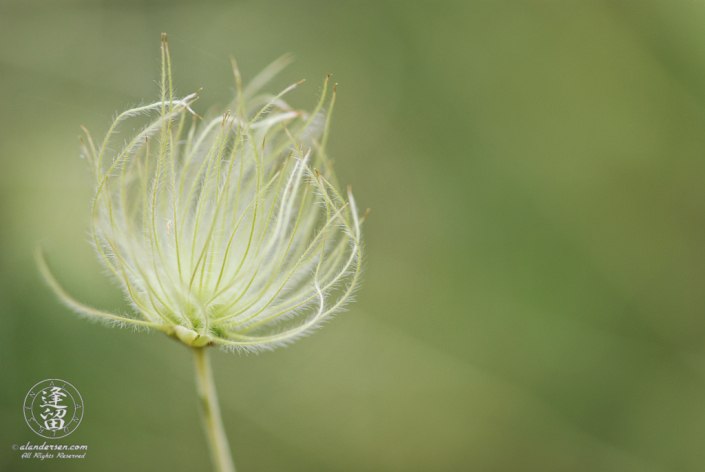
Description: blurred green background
xmin=3 ymin=0 xmax=705 ymax=471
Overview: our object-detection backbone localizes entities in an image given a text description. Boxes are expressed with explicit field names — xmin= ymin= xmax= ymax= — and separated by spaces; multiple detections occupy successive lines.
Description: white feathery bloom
xmin=38 ymin=34 xmax=365 ymax=352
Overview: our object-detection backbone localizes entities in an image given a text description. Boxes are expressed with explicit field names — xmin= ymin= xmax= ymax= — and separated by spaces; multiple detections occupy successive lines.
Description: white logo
xmin=23 ymin=379 xmax=84 ymax=439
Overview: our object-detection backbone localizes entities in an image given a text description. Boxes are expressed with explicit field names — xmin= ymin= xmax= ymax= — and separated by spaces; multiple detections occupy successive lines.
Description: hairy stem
xmin=192 ymin=347 xmax=236 ymax=472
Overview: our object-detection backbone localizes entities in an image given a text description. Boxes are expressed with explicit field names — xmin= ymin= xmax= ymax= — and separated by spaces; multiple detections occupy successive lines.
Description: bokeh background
xmin=3 ymin=1 xmax=705 ymax=471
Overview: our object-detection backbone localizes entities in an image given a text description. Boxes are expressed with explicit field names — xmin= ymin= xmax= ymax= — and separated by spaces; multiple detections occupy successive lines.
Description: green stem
xmin=192 ymin=347 xmax=236 ymax=472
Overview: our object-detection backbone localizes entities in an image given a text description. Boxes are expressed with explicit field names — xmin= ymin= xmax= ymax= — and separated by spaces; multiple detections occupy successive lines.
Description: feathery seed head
xmin=37 ymin=34 xmax=364 ymax=352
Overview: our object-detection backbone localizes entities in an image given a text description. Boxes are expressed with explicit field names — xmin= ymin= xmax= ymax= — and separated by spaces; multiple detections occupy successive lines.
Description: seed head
xmin=37 ymin=34 xmax=365 ymax=352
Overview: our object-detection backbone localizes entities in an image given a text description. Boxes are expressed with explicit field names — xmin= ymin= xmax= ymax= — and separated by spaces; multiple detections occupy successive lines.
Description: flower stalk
xmin=192 ymin=347 xmax=236 ymax=472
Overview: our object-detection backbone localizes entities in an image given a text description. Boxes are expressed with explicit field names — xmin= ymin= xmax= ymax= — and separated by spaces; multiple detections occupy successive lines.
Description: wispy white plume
xmin=37 ymin=34 xmax=366 ymax=352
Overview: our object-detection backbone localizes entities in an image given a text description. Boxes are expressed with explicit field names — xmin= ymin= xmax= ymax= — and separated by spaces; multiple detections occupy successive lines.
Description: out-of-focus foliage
xmin=3 ymin=1 xmax=705 ymax=471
